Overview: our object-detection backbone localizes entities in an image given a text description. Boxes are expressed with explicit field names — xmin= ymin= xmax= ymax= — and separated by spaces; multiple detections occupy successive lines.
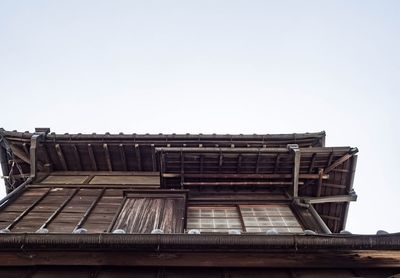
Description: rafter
xmin=71 ymin=144 xmax=82 ymax=171
xmin=55 ymin=144 xmax=68 ymax=171
xmin=103 ymin=144 xmax=112 ymax=171
xmin=274 ymin=154 xmax=281 ymax=174
xmin=135 ymin=144 xmax=142 ymax=171
xmin=119 ymin=144 xmax=127 ymax=171
xmin=87 ymin=144 xmax=97 ymax=171
xmin=324 ymin=149 xmax=358 ymax=174
xmin=151 ymin=144 xmax=156 ymax=171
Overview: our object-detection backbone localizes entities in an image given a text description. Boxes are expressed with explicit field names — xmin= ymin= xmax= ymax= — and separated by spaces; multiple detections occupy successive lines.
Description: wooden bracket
xmin=302 ymin=193 xmax=358 ymax=204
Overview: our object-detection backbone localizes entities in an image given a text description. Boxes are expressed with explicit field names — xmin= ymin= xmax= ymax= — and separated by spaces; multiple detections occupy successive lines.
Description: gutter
xmin=0 ymin=234 xmax=399 ymax=251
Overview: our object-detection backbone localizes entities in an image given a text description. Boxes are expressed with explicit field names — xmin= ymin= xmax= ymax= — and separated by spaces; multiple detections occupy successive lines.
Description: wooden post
xmin=30 ymin=134 xmax=43 ymax=179
xmin=287 ymin=144 xmax=300 ymax=198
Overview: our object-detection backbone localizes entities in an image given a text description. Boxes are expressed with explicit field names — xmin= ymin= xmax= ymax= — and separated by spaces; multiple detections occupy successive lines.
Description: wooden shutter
xmin=112 ymin=192 xmax=186 ymax=234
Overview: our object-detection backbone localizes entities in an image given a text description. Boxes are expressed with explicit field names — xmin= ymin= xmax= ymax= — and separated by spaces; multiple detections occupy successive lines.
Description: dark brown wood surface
xmin=113 ymin=196 xmax=185 ymax=233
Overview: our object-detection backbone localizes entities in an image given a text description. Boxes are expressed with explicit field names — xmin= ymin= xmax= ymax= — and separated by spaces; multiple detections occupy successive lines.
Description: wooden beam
xmin=103 ymin=144 xmax=112 ymax=171
xmin=0 ymin=250 xmax=399 ymax=268
xmin=183 ymin=181 xmax=303 ymax=187
xmin=162 ymin=173 xmax=329 ymax=179
xmin=71 ymin=144 xmax=82 ymax=171
xmin=87 ymin=144 xmax=97 ymax=171
xmin=10 ymin=145 xmax=30 ymax=164
xmin=326 ymin=152 xmax=334 ymax=168
xmin=316 ymin=168 xmax=324 ymax=197
xmin=119 ymin=144 xmax=127 ymax=171
xmin=55 ymin=144 xmax=68 ymax=171
xmin=325 ymin=150 xmax=357 ymax=174
xmin=22 ymin=143 xmax=30 ymax=156
xmin=303 ymin=194 xmax=357 ymax=204
xmin=156 ymin=147 xmax=290 ymax=153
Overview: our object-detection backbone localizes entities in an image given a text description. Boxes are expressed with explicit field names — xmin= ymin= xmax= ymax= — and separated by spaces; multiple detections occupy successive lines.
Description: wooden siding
xmin=0 ymin=187 xmax=124 ymax=233
xmin=113 ymin=195 xmax=185 ymax=233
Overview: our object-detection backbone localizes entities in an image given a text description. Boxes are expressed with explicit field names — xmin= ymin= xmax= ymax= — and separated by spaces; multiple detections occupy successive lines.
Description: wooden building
xmin=0 ymin=128 xmax=399 ymax=277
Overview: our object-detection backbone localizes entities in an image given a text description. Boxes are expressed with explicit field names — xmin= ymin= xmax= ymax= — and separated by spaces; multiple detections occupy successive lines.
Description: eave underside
xmin=0 ymin=129 xmax=356 ymax=232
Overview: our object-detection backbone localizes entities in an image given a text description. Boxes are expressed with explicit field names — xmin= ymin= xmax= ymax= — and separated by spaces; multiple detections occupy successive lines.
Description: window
xmin=187 ymin=205 xmax=303 ymax=233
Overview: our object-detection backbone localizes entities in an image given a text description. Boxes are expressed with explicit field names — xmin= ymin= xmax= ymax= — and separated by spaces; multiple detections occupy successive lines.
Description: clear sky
xmin=0 ymin=1 xmax=399 ymax=234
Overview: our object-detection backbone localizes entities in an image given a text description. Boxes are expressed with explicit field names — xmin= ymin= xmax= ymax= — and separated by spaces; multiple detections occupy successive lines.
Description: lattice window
xmin=187 ymin=207 xmax=242 ymax=232
xmin=187 ymin=205 xmax=303 ymax=233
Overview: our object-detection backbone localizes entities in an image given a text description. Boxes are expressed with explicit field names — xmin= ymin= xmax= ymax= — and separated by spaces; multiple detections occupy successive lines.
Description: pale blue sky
xmin=1 ymin=1 xmax=399 ymax=233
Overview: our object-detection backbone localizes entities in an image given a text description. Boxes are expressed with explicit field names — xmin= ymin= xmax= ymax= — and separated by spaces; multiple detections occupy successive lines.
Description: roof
xmin=0 ymin=128 xmax=356 ymax=232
